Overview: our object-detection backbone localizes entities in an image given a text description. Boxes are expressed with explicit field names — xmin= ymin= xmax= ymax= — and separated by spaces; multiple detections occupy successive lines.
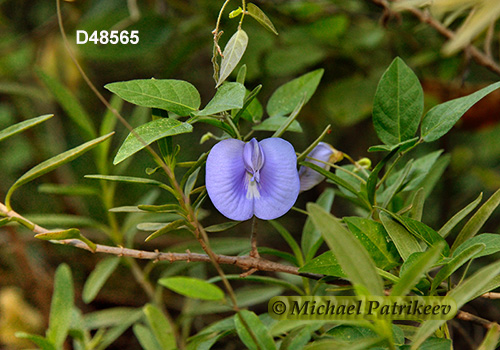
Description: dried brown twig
xmin=369 ymin=0 xmax=500 ymax=76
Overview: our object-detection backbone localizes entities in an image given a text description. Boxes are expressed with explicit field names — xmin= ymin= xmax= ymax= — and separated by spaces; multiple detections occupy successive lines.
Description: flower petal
xmin=253 ymin=138 xmax=300 ymax=220
xmin=206 ymin=139 xmax=254 ymax=221
xmin=299 ymin=142 xmax=336 ymax=192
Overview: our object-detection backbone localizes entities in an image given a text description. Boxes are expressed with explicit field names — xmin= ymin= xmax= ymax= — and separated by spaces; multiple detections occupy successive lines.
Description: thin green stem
xmin=239 ymin=0 xmax=246 ymax=28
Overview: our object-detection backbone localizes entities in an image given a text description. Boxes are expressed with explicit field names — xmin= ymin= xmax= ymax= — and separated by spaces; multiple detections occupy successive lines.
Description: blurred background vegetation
xmin=1 ymin=0 xmax=500 ymax=348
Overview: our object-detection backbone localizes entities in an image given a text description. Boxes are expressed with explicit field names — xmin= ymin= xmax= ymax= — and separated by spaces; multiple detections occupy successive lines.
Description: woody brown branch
xmin=2 ymin=201 xmax=500 ymax=329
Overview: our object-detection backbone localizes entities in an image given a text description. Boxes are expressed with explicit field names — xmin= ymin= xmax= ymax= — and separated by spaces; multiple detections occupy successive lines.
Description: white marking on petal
xmin=245 ymin=173 xmax=261 ymax=199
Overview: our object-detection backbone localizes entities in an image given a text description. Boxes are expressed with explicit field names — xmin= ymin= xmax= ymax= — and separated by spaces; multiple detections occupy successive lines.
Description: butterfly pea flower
xmin=299 ymin=142 xmax=343 ymax=192
xmin=206 ymin=138 xmax=300 ymax=221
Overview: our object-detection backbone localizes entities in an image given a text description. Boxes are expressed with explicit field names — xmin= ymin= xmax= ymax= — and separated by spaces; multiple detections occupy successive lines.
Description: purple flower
xmin=206 ymin=138 xmax=300 ymax=221
xmin=299 ymin=142 xmax=342 ymax=192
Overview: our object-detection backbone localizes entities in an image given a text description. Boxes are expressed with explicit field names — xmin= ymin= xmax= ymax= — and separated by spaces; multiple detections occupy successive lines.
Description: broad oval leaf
xmin=158 ymin=276 xmax=224 ymax=300
xmin=82 ymin=257 xmax=121 ymax=303
xmin=299 ymin=251 xmax=345 ymax=277
xmin=421 ymin=81 xmax=500 ymax=142
xmin=5 ymin=132 xmax=114 ymax=208
xmin=0 ymin=114 xmax=53 ymax=143
xmin=307 ymin=203 xmax=384 ymax=295
xmin=267 ymin=69 xmax=323 ymax=117
xmin=217 ymin=29 xmax=249 ymax=88
xmin=234 ymin=310 xmax=277 ymax=350
xmin=247 ymin=3 xmax=278 ymax=35
xmin=105 ymin=79 xmax=201 ymax=116
xmin=47 ymin=264 xmax=74 ymax=349
xmin=113 ymin=118 xmax=192 ymax=164
xmin=372 ymin=57 xmax=423 ymax=146
xmin=193 ymin=82 xmax=246 ymax=116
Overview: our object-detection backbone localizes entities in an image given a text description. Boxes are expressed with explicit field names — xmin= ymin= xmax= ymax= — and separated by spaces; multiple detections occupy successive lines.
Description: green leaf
xmin=366 ymin=147 xmax=399 ymax=205
xmin=421 ymin=81 xmax=500 ymax=142
xmin=409 ymin=188 xmax=425 ymax=221
xmin=105 ymin=79 xmax=201 ymax=116
xmin=47 ymin=264 xmax=74 ymax=349
xmin=269 ymin=220 xmax=304 ymax=266
xmin=368 ymin=137 xmax=419 ymax=152
xmin=302 ymin=189 xmax=335 ymax=261
xmin=15 ymin=333 xmax=56 ymax=350
xmin=217 ymin=29 xmax=249 ymax=88
xmin=412 ymin=260 xmax=500 ymax=349
xmin=253 ymin=116 xmax=303 ymax=133
xmin=82 ymin=257 xmax=120 ymax=303
xmin=401 ymin=150 xmax=443 ymax=192
xmin=85 ymin=174 xmax=168 ymax=188
xmin=438 ymin=193 xmax=482 ymax=238
xmin=344 ymin=217 xmax=400 ymax=270
xmin=233 ymin=85 xmax=263 ymax=123
xmin=0 ymin=114 xmax=53 ymax=143
xmin=194 ymin=82 xmax=246 ymax=115
xmin=145 ymin=219 xmax=186 ymax=241
xmin=36 ymin=69 xmax=96 ymax=139
xmin=34 ymin=228 xmax=96 ymax=252
xmin=5 ymin=132 xmax=114 ymax=208
xmin=83 ymin=308 xmax=142 ymax=329
xmin=158 ymin=276 xmax=224 ymax=300
xmin=208 ymin=274 xmax=303 ymax=295
xmin=234 ymin=310 xmax=277 ymax=350
xmin=372 ymin=57 xmax=423 ymax=146
xmin=389 ymin=214 xmax=450 ymax=256
xmin=113 ymin=118 xmax=192 ymax=164
xmin=418 ymin=155 xmax=450 ymax=199
xmin=477 ymin=323 xmax=500 ymax=350
xmin=205 ymin=221 xmax=241 ymax=232
xmin=451 ymin=188 xmax=500 ymax=253
xmin=133 ymin=324 xmax=162 ymax=350
xmin=247 ymin=3 xmax=279 ymax=35
xmin=380 ymin=213 xmax=423 ymax=261
xmin=381 ymin=160 xmax=413 ymax=208
xmin=307 ymin=203 xmax=384 ymax=295
xmin=299 ymin=251 xmax=345 ymax=277
xmin=452 ymin=233 xmax=500 ymax=259
xmin=38 ymin=183 xmax=99 ymax=196
xmin=391 ymin=242 xmax=444 ymax=296
xmin=272 ymin=94 xmax=306 ymax=137
xmin=430 ymin=243 xmax=485 ymax=294
xmin=267 ymin=69 xmax=323 ymax=117
xmin=143 ymin=304 xmax=176 ymax=350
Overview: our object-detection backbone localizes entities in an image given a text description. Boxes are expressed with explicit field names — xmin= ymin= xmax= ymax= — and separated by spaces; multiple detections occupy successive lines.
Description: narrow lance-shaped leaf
xmin=158 ymin=277 xmax=225 ymax=300
xmin=113 ymin=118 xmax=192 ymax=165
xmin=143 ymin=304 xmax=176 ymax=350
xmin=430 ymin=243 xmax=485 ymax=294
xmin=47 ymin=264 xmax=74 ymax=349
xmin=82 ymin=257 xmax=121 ymax=303
xmin=247 ymin=3 xmax=279 ymax=35
xmin=477 ymin=323 xmax=500 ymax=350
xmin=36 ymin=69 xmax=96 ymax=139
xmin=234 ymin=310 xmax=277 ymax=350
xmin=421 ymin=81 xmax=500 ymax=142
xmin=451 ymin=188 xmax=500 ymax=252
xmin=272 ymin=94 xmax=306 ymax=137
xmin=34 ymin=228 xmax=96 ymax=252
xmin=307 ymin=203 xmax=384 ymax=295
xmin=0 ymin=114 xmax=53 ymax=143
xmin=412 ymin=260 xmax=500 ymax=349
xmin=372 ymin=57 xmax=424 ymax=146
xmin=105 ymin=79 xmax=201 ymax=116
xmin=217 ymin=29 xmax=248 ymax=88
xmin=380 ymin=213 xmax=423 ymax=261
xmin=133 ymin=324 xmax=162 ymax=350
xmin=438 ymin=193 xmax=482 ymax=238
xmin=15 ymin=333 xmax=56 ymax=350
xmin=5 ymin=132 xmax=114 ymax=208
xmin=390 ymin=242 xmax=444 ymax=296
